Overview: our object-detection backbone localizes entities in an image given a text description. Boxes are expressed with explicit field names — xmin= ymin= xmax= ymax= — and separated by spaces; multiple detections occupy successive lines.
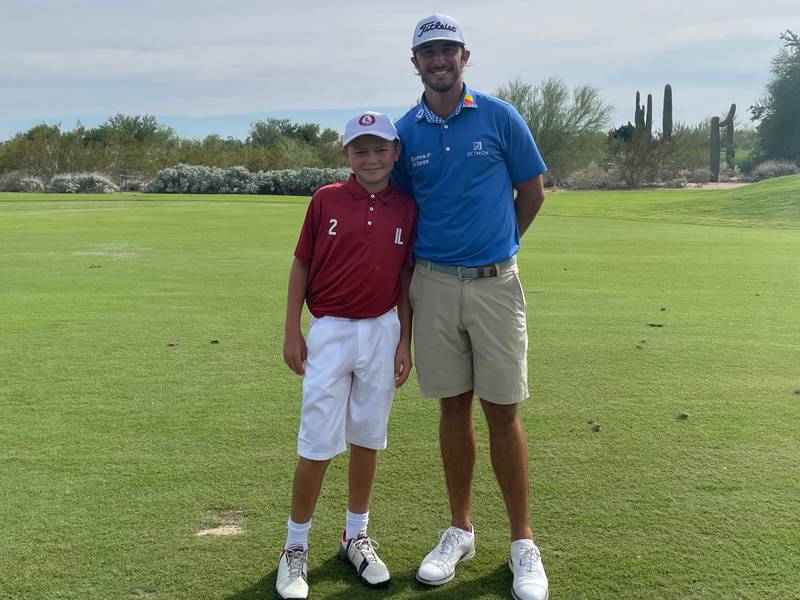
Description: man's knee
xmin=440 ymin=390 xmax=474 ymax=423
xmin=480 ymin=398 xmax=520 ymax=430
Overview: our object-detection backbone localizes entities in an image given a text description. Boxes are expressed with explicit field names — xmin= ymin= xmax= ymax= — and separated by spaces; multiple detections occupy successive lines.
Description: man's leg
xmin=416 ymin=390 xmax=477 ymax=587
xmin=440 ymin=390 xmax=476 ymax=530
xmin=480 ymin=399 xmax=532 ymax=541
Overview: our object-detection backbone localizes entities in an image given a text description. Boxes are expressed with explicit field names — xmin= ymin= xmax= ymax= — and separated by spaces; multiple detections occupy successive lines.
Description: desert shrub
xmin=221 ymin=166 xmax=253 ymax=194
xmin=680 ymin=168 xmax=711 ymax=184
xmin=143 ymin=164 xmax=224 ymax=193
xmin=749 ymin=160 xmax=799 ymax=181
xmin=666 ymin=178 xmax=687 ymax=188
xmin=566 ymin=162 xmax=614 ymax=190
xmin=0 ymin=171 xmax=46 ymax=192
xmin=279 ymin=168 xmax=349 ymax=196
xmin=48 ymin=173 xmax=119 ymax=193
xmin=145 ymin=165 xmax=349 ymax=196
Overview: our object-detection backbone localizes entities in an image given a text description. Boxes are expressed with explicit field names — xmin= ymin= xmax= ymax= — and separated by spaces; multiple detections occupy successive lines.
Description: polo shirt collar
xmin=342 ymin=174 xmax=394 ymax=204
xmin=415 ymin=85 xmax=479 ymax=123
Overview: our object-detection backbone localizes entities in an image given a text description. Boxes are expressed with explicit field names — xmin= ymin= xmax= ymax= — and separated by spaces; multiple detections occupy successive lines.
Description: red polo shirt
xmin=295 ymin=175 xmax=417 ymax=319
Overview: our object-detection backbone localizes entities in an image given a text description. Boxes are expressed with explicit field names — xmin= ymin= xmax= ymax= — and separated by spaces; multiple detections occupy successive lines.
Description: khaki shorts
xmin=409 ymin=257 xmax=529 ymax=404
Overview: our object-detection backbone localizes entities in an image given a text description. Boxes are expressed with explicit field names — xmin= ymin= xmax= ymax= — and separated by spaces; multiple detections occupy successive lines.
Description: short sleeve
xmin=503 ymin=104 xmax=548 ymax=185
xmin=402 ymin=204 xmax=418 ymax=268
xmin=294 ymin=195 xmax=320 ymax=262
xmin=391 ymin=154 xmax=413 ymax=195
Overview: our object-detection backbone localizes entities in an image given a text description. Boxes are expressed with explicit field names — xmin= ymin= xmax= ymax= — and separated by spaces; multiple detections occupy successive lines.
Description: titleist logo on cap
xmin=418 ymin=20 xmax=457 ymax=37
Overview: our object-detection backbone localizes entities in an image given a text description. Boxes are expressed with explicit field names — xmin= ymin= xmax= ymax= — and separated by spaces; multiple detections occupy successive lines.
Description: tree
xmin=496 ymin=76 xmax=613 ymax=184
xmin=247 ymin=118 xmax=344 ymax=168
xmin=749 ymin=30 xmax=800 ymax=164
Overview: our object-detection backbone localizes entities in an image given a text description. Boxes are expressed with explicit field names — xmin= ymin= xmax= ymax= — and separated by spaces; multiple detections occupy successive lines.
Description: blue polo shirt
xmin=392 ymin=87 xmax=546 ymax=266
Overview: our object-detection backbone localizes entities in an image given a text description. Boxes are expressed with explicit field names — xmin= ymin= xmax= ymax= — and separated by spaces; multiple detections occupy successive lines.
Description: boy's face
xmin=343 ymin=135 xmax=400 ymax=192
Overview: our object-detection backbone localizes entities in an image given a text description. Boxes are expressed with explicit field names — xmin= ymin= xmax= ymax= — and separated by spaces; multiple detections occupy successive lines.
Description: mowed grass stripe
xmin=0 ymin=180 xmax=798 ymax=599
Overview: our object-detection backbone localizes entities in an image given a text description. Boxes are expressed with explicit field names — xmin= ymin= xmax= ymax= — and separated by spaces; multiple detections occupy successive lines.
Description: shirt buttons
xmin=368 ymin=220 xmax=373 ymax=225
xmin=369 ymin=206 xmax=374 ymax=211
xmin=443 ymin=124 xmax=449 ymax=129
xmin=445 ymin=146 xmax=451 ymax=152
xmin=370 ymin=194 xmax=375 ymax=198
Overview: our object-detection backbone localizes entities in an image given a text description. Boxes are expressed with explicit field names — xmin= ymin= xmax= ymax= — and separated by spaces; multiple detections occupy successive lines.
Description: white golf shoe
xmin=339 ymin=531 xmax=391 ymax=587
xmin=509 ymin=540 xmax=549 ymax=600
xmin=275 ymin=546 xmax=308 ymax=600
xmin=416 ymin=525 xmax=476 ymax=586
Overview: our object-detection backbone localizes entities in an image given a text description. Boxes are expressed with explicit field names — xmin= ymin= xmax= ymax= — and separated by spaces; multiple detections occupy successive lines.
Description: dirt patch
xmin=196 ymin=508 xmax=247 ymax=537
xmin=197 ymin=524 xmax=244 ymax=537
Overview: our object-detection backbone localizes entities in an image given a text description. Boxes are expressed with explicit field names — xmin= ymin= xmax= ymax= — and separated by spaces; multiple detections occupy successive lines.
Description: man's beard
xmin=421 ymin=65 xmax=463 ymax=93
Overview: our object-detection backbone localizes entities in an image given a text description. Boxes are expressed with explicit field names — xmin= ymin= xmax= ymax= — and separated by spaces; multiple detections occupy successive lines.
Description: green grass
xmin=1 ymin=176 xmax=799 ymax=599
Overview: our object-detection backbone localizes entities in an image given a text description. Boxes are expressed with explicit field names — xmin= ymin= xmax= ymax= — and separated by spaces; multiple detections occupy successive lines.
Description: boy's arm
xmin=283 ymin=258 xmax=310 ymax=375
xmin=394 ymin=266 xmax=413 ymax=387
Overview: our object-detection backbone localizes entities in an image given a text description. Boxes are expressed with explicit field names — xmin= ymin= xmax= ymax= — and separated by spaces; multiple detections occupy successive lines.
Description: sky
xmin=1 ymin=0 xmax=798 ymax=140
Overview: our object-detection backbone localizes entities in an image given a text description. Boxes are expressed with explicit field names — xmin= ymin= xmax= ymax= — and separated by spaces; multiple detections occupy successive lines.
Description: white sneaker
xmin=416 ymin=526 xmax=476 ymax=586
xmin=339 ymin=531 xmax=391 ymax=587
xmin=509 ymin=540 xmax=549 ymax=600
xmin=275 ymin=546 xmax=308 ymax=600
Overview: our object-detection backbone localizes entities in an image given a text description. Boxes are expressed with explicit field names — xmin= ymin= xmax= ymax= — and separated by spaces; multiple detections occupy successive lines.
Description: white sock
xmin=286 ymin=518 xmax=311 ymax=550
xmin=345 ymin=510 xmax=369 ymax=540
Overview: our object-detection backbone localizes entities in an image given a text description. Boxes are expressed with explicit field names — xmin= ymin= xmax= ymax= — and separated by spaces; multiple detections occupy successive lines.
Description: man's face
xmin=343 ymin=135 xmax=400 ymax=190
xmin=412 ymin=41 xmax=470 ymax=94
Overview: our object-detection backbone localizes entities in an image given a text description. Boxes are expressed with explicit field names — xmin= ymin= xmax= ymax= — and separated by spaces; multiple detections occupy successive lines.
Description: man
xmin=392 ymin=14 xmax=549 ymax=600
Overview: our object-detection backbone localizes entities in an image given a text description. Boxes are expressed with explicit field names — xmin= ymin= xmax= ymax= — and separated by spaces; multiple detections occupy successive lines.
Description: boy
xmin=276 ymin=111 xmax=416 ymax=600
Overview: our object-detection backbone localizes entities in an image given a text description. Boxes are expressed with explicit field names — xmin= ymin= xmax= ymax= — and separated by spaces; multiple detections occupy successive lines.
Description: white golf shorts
xmin=297 ymin=309 xmax=400 ymax=461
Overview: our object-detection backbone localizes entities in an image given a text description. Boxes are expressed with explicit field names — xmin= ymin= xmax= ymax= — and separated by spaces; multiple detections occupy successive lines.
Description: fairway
xmin=1 ymin=178 xmax=799 ymax=600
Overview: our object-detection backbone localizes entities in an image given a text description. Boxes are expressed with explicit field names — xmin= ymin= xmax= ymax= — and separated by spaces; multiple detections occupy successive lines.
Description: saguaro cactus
xmin=663 ymin=84 xmax=673 ymax=140
xmin=710 ymin=103 xmax=736 ymax=180
xmin=635 ymin=91 xmax=645 ymax=130
xmin=645 ymin=94 xmax=653 ymax=135
xmin=710 ymin=117 xmax=721 ymax=181
xmin=719 ymin=103 xmax=736 ymax=169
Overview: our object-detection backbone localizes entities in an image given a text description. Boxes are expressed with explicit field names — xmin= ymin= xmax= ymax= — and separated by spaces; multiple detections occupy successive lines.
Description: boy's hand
xmin=283 ymin=331 xmax=307 ymax=375
xmin=394 ymin=343 xmax=413 ymax=388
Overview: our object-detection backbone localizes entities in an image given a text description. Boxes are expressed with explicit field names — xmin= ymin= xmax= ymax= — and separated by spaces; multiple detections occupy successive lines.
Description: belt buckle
xmin=457 ymin=265 xmax=498 ymax=280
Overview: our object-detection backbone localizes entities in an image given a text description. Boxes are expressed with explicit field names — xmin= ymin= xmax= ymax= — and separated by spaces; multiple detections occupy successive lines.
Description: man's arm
xmin=283 ymin=258 xmax=310 ymax=375
xmin=394 ymin=266 xmax=413 ymax=387
xmin=514 ymin=175 xmax=546 ymax=237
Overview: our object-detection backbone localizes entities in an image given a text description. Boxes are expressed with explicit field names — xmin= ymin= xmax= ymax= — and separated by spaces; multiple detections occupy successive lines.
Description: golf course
xmin=1 ymin=176 xmax=798 ymax=599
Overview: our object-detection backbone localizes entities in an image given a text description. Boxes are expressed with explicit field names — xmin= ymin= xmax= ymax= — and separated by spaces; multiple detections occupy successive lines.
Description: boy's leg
xmin=291 ymin=457 xmax=332 ymax=526
xmin=346 ymin=443 xmax=377 ymax=539
xmin=278 ymin=317 xmax=355 ymax=600
xmin=338 ymin=311 xmax=399 ymax=587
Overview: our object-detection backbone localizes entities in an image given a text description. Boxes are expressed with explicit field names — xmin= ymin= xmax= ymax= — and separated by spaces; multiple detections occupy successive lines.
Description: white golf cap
xmin=342 ymin=112 xmax=398 ymax=147
xmin=411 ymin=14 xmax=465 ymax=50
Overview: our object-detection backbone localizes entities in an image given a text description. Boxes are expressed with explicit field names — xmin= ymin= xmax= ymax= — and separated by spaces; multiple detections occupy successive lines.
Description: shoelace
xmin=285 ymin=548 xmax=307 ymax=578
xmin=437 ymin=531 xmax=459 ymax=558
xmin=518 ymin=547 xmax=542 ymax=575
xmin=353 ymin=537 xmax=380 ymax=563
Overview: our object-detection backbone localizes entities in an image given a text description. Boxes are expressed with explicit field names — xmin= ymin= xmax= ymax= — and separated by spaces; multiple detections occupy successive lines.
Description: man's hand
xmin=394 ymin=343 xmax=413 ymax=388
xmin=283 ymin=330 xmax=307 ymax=375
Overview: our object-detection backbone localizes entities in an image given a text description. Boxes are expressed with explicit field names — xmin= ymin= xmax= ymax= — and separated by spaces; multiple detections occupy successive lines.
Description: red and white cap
xmin=342 ymin=112 xmax=398 ymax=147
xmin=411 ymin=14 xmax=465 ymax=50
